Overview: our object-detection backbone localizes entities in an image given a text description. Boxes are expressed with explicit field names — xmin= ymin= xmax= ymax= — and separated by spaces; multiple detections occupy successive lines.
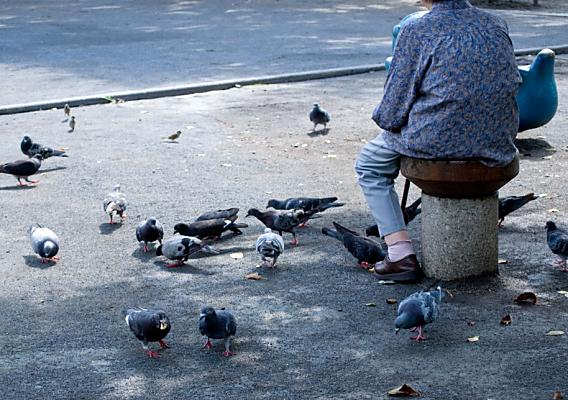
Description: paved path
xmin=1 ymin=0 xmax=567 ymax=106
xmin=1 ymin=53 xmax=567 ymax=399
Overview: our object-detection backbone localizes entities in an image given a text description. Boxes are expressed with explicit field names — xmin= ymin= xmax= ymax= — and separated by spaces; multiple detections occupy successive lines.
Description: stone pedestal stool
xmin=400 ymin=156 xmax=519 ymax=280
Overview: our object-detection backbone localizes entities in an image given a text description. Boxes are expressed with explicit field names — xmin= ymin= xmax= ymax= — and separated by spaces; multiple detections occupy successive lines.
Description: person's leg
xmin=355 ymin=133 xmax=422 ymax=281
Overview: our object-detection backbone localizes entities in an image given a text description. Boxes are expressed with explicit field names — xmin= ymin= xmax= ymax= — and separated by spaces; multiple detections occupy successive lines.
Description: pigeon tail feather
xmin=321 ymin=227 xmax=342 ymax=241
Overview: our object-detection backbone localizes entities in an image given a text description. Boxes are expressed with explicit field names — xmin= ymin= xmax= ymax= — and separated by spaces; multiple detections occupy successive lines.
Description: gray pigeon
xmin=196 ymin=208 xmax=239 ymax=222
xmin=198 ymin=306 xmax=237 ymax=357
xmin=395 ymin=286 xmax=444 ymax=342
xmin=156 ymin=235 xmax=218 ymax=268
xmin=20 ymin=136 xmax=68 ymax=159
xmin=0 ymin=155 xmax=42 ymax=186
xmin=136 ymin=217 xmax=164 ymax=253
xmin=267 ymin=196 xmax=344 ymax=226
xmin=498 ymin=193 xmax=540 ymax=227
xmin=256 ymin=228 xmax=285 ymax=267
xmin=309 ymin=103 xmax=330 ymax=131
xmin=246 ymin=208 xmax=305 ymax=245
xmin=322 ymin=222 xmax=385 ymax=269
xmin=123 ymin=308 xmax=171 ymax=358
xmin=174 ymin=218 xmax=247 ymax=239
xmin=29 ymin=224 xmax=60 ymax=263
xmin=103 ymin=184 xmax=127 ymax=224
xmin=546 ymin=221 xmax=568 ymax=272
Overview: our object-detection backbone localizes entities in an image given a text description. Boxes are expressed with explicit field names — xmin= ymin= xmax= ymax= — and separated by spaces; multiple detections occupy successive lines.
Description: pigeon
xmin=256 ymin=228 xmax=285 ymax=267
xmin=545 ymin=221 xmax=568 ymax=272
xmin=366 ymin=197 xmax=422 ymax=237
xmin=309 ymin=103 xmax=330 ymax=131
xmin=68 ymin=116 xmax=75 ymax=132
xmin=246 ymin=208 xmax=305 ymax=245
xmin=174 ymin=218 xmax=247 ymax=240
xmin=20 ymin=136 xmax=68 ymax=160
xmin=136 ymin=217 xmax=164 ymax=253
xmin=123 ymin=308 xmax=171 ymax=358
xmin=0 ymin=155 xmax=42 ymax=186
xmin=29 ymin=224 xmax=60 ymax=263
xmin=498 ymin=193 xmax=540 ymax=227
xmin=267 ymin=196 xmax=344 ymax=226
xmin=196 ymin=208 xmax=239 ymax=222
xmin=162 ymin=130 xmax=182 ymax=142
xmin=395 ymin=286 xmax=444 ymax=342
xmin=156 ymin=235 xmax=218 ymax=268
xmin=322 ymin=222 xmax=385 ymax=269
xmin=199 ymin=306 xmax=237 ymax=357
xmin=103 ymin=185 xmax=127 ymax=224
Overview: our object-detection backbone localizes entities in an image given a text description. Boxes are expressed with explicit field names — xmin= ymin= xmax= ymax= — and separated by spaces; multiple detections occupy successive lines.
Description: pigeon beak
xmin=395 ymin=328 xmax=400 ymax=335
xmin=199 ymin=313 xmax=205 ymax=318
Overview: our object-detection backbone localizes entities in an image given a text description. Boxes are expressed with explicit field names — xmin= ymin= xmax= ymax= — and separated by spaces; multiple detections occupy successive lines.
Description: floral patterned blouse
xmin=373 ymin=0 xmax=522 ymax=166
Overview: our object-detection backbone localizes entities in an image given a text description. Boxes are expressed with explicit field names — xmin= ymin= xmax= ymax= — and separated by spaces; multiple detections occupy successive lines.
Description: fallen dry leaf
xmin=229 ymin=252 xmax=244 ymax=259
xmin=514 ymin=292 xmax=537 ymax=305
xmin=365 ymin=303 xmax=377 ymax=307
xmin=467 ymin=320 xmax=476 ymax=327
xmin=367 ymin=267 xmax=375 ymax=273
xmin=386 ymin=298 xmax=398 ymax=305
xmin=388 ymin=384 xmax=420 ymax=397
xmin=548 ymin=208 xmax=560 ymax=213
xmin=542 ymin=156 xmax=553 ymax=160
xmin=221 ymin=163 xmax=232 ymax=167
xmin=378 ymin=280 xmax=396 ymax=285
xmin=500 ymin=314 xmax=512 ymax=326
xmin=558 ymin=291 xmax=568 ymax=298
xmin=498 ymin=259 xmax=508 ymax=264
xmin=546 ymin=330 xmax=565 ymax=336
xmin=553 ymin=391 xmax=564 ymax=400
xmin=245 ymin=273 xmax=263 ymax=280
xmin=467 ymin=336 xmax=480 ymax=343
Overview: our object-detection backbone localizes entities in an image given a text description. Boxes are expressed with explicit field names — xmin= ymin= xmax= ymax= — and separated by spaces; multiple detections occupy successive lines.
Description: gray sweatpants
xmin=355 ymin=133 xmax=406 ymax=237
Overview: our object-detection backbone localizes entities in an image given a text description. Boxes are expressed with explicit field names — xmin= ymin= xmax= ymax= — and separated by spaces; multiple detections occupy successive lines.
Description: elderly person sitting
xmin=355 ymin=0 xmax=521 ymax=282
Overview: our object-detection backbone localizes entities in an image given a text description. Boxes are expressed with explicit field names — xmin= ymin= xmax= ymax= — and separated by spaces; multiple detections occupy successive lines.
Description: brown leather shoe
xmin=374 ymin=254 xmax=423 ymax=283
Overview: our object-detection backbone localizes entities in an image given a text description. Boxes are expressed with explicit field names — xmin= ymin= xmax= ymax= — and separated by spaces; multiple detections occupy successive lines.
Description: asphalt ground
xmin=0 ymin=53 xmax=567 ymax=399
xmin=1 ymin=0 xmax=568 ymax=106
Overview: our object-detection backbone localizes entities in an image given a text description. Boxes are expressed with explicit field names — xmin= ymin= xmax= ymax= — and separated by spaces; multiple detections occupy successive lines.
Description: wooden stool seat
xmin=400 ymin=156 xmax=519 ymax=198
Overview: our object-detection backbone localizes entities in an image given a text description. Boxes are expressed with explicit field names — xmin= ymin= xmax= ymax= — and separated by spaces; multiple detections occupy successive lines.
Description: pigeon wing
xmin=549 ymin=229 xmax=568 ymax=255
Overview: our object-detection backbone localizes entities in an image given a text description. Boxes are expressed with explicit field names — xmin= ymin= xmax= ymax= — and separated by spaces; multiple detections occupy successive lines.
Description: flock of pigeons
xmin=3 ymin=104 xmax=568 ymax=357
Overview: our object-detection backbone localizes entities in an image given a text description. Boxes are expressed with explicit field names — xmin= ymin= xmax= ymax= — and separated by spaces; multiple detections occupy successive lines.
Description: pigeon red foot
xmin=145 ymin=349 xmax=160 ymax=358
xmin=410 ymin=326 xmax=426 ymax=342
xmin=166 ymin=260 xmax=185 ymax=268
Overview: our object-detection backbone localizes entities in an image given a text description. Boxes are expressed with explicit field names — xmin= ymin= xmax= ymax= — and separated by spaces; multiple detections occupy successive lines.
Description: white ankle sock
xmin=388 ymin=240 xmax=415 ymax=262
